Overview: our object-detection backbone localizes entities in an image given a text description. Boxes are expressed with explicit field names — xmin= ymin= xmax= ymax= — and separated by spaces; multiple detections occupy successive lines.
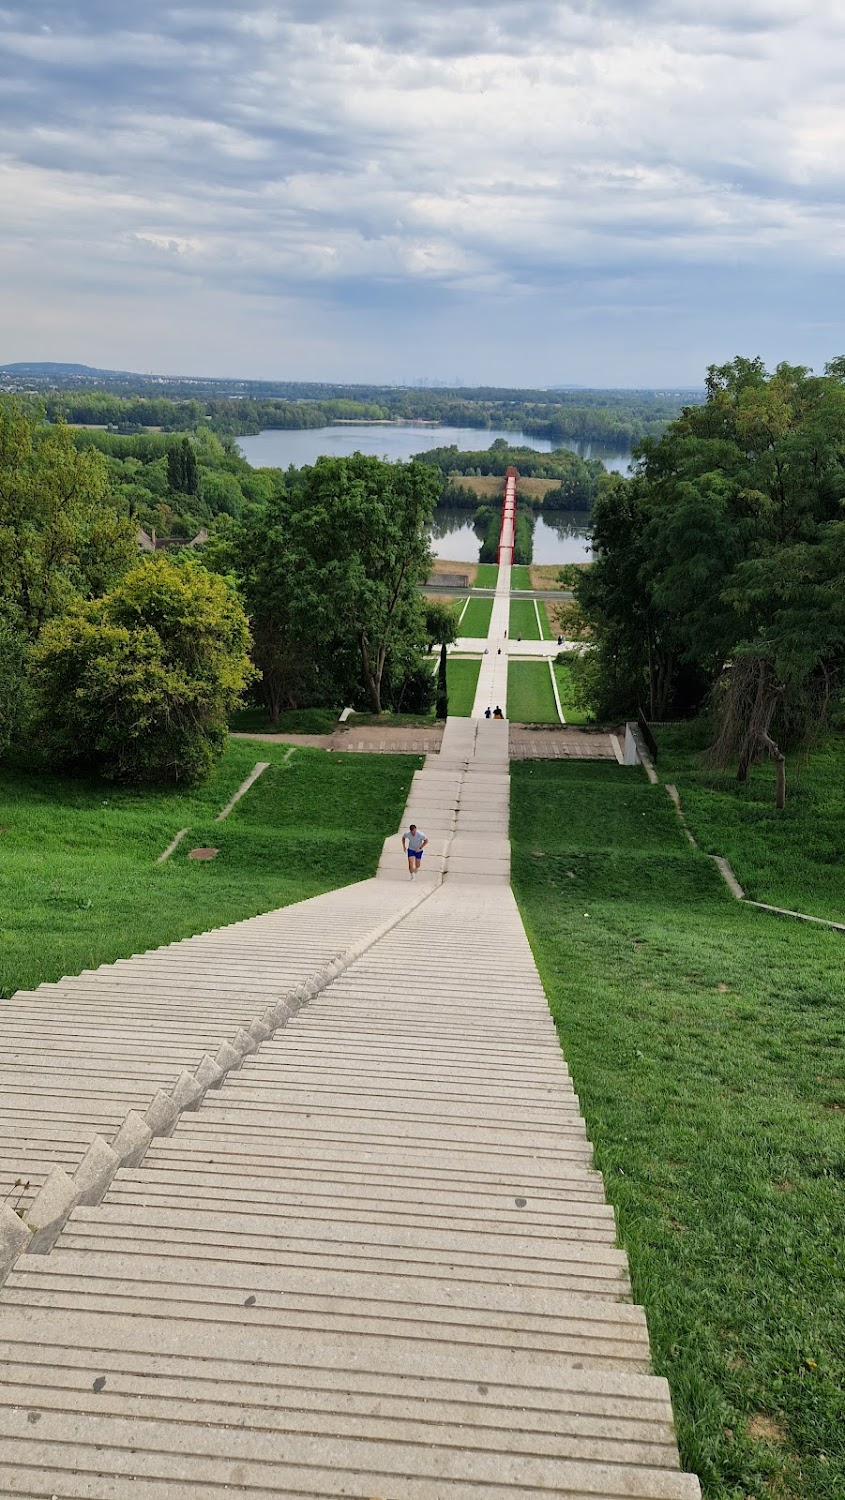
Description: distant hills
xmin=0 ymin=362 xmax=129 ymax=377
xmin=1 ymin=362 xmax=704 ymax=400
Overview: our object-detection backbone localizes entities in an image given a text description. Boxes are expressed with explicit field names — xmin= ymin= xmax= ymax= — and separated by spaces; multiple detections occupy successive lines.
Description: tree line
xmin=4 ymin=372 xmax=697 ymax=448
xmin=0 ymin=402 xmax=451 ymax=784
xmin=418 ymin=441 xmax=605 ymax=511
xmin=575 ymin=356 xmax=845 ymax=805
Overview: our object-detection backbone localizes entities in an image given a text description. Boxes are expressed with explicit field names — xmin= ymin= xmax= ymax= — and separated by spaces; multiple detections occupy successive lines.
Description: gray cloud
xmin=1 ymin=1 xmax=844 ymax=380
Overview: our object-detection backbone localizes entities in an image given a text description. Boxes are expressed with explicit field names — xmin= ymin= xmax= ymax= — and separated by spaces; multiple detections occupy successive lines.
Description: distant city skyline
xmin=2 ymin=2 xmax=844 ymax=386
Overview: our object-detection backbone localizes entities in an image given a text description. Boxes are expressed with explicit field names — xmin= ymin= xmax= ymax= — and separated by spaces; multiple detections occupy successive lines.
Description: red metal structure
xmin=497 ymin=466 xmax=517 ymax=565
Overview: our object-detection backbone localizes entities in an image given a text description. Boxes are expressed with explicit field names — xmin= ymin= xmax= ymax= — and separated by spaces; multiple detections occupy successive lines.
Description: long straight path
xmin=0 ymin=878 xmax=699 ymax=1497
xmin=0 ymin=476 xmax=700 ymax=1495
xmin=471 ymin=560 xmax=512 ymax=717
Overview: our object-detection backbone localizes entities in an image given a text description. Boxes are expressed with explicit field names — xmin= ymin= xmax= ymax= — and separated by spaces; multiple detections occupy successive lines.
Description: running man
xmin=402 ymin=823 xmax=428 ymax=879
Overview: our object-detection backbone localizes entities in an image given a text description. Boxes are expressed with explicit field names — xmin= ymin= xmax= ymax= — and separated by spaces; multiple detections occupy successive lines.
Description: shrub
xmin=29 ymin=555 xmax=254 ymax=784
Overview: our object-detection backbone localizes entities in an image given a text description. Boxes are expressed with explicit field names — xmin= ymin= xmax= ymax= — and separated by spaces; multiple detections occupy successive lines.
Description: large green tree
xmin=0 ymin=401 xmax=136 ymax=640
xmin=578 ymin=358 xmax=845 ymax=770
xmin=286 ymin=455 xmax=439 ymax=713
xmin=215 ymin=455 xmax=440 ymax=718
xmin=29 ymin=554 xmax=253 ymax=784
xmin=424 ymin=598 xmax=459 ymax=651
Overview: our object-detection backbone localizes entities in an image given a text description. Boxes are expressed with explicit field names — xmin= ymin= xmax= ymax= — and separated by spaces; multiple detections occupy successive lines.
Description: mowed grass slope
xmin=0 ymin=741 xmax=420 ymax=997
xmin=658 ymin=723 xmax=845 ymax=924
xmin=512 ymin=759 xmax=845 ymax=1500
xmin=444 ymin=657 xmax=481 ymax=716
xmin=508 ymin=598 xmax=542 ymax=640
xmin=459 ymin=597 xmax=494 ymax=637
xmin=507 ymin=659 xmax=559 ymax=722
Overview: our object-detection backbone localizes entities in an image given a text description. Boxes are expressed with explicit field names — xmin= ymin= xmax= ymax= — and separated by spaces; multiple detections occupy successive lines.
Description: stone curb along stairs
xmin=1 ymin=879 xmax=438 ymax=1284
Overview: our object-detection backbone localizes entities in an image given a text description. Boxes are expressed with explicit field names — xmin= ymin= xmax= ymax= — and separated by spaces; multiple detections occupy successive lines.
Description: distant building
xmin=136 ymin=527 xmax=208 ymax=552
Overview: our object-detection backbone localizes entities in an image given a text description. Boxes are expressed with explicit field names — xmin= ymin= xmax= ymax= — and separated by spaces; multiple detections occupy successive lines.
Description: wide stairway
xmin=0 ymin=756 xmax=699 ymax=1497
xmin=0 ymin=493 xmax=700 ymax=1495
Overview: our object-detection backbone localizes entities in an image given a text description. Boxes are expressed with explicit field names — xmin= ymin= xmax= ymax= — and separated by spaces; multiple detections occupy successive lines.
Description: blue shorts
xmin=407 ymin=848 xmax=424 ymax=860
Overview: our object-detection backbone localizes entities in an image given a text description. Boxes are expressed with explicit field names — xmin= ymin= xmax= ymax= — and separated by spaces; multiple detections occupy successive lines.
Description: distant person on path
xmin=493 ymin=705 xmax=504 ymax=719
xmin=402 ymin=823 xmax=428 ymax=879
xmin=484 ymin=706 xmax=492 ymax=719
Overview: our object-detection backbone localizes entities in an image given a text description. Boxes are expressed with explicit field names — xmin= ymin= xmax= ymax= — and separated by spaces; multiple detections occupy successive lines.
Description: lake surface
xmin=238 ymin=423 xmax=625 ymax=565
xmin=431 ymin=508 xmax=592 ymax=565
xmin=238 ymin=424 xmax=632 ymax=474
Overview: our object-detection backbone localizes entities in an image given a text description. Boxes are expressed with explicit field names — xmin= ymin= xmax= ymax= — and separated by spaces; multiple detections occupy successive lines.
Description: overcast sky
xmin=1 ymin=1 xmax=844 ymax=385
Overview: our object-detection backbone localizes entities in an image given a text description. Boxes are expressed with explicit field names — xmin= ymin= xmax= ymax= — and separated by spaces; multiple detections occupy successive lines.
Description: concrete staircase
xmin=0 ymin=569 xmax=700 ymax=1500
xmin=0 ymin=877 xmax=699 ymax=1498
xmin=377 ymin=717 xmax=511 ymax=885
xmin=0 ymin=881 xmax=424 ymax=1204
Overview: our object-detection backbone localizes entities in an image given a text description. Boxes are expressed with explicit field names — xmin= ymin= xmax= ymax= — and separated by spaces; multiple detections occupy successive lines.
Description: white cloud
xmin=1 ymin=0 xmax=845 ymax=379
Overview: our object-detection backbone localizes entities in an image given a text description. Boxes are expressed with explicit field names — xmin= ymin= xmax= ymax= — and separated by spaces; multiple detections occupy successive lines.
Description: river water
xmin=237 ymin=424 xmax=632 ymax=473
xmin=238 ymin=423 xmax=629 ymax=565
xmin=431 ymin=508 xmax=592 ymax=565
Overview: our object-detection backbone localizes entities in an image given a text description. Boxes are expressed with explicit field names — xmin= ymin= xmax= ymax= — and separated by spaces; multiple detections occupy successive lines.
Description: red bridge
xmin=497 ymin=466 xmax=517 ymax=566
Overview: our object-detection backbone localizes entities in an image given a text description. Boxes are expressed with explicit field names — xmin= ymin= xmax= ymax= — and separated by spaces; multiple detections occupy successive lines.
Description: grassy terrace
xmin=507 ymin=659 xmax=559 ymax=722
xmin=442 ymin=657 xmax=481 ymax=715
xmin=458 ymin=597 xmax=494 ymax=637
xmin=0 ymin=741 xmax=420 ymax=997
xmin=657 ymin=723 xmax=845 ymax=925
xmin=508 ymin=598 xmax=548 ymax=640
xmin=473 ymin=563 xmax=499 ymax=588
xmin=512 ymin=760 xmax=845 ymax=1500
xmin=510 ymin=565 xmax=532 ymax=590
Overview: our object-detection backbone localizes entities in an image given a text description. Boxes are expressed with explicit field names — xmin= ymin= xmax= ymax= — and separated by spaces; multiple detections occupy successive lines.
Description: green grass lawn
xmin=444 ymin=657 xmax=481 ymax=716
xmin=459 ymin=597 xmax=494 ymax=637
xmin=553 ymin=661 xmax=591 ymax=725
xmin=507 ymin=659 xmax=560 ymax=722
xmin=510 ymin=565 xmax=532 ymax=590
xmin=508 ymin=598 xmax=542 ymax=641
xmin=0 ymin=742 xmax=420 ymax=997
xmin=512 ymin=760 xmax=845 ymax=1500
xmin=656 ymin=724 xmax=845 ymax=924
xmin=473 ymin=563 xmax=499 ymax=588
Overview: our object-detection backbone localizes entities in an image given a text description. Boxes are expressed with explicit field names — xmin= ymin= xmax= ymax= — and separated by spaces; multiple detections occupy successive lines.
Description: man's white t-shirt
xmin=404 ymin=829 xmax=426 ymax=852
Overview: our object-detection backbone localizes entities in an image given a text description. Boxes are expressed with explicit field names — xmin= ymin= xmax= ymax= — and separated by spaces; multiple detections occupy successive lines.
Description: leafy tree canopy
xmin=209 ymin=454 xmax=440 ymax=719
xmin=0 ymin=400 xmax=136 ymax=640
xmin=29 ymin=554 xmax=254 ymax=784
xmin=576 ymin=357 xmax=845 ymax=799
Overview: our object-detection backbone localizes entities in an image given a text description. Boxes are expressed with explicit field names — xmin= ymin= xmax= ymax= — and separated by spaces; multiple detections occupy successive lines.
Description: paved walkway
xmin=0 ymin=480 xmax=699 ymax=1496
xmin=455 ymin=638 xmax=572 ymax=658
xmin=0 ymin=701 xmax=699 ymax=1497
xmin=471 ymin=560 xmax=512 ymax=716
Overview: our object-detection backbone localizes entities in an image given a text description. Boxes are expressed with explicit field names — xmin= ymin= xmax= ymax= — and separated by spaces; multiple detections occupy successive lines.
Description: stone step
xmin=0 ymin=715 xmax=700 ymax=1499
